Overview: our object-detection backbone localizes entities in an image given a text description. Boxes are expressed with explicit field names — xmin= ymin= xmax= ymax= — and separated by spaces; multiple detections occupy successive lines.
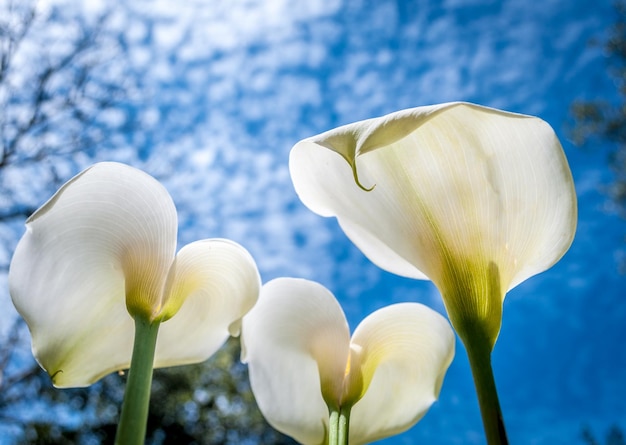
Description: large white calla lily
xmin=241 ymin=278 xmax=455 ymax=445
xmin=9 ymin=162 xmax=261 ymax=388
xmin=290 ymin=102 xmax=576 ymax=342
xmin=289 ymin=102 xmax=577 ymax=444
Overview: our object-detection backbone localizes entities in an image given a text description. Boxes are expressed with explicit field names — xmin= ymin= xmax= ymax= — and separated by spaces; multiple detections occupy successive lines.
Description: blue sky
xmin=2 ymin=0 xmax=625 ymax=443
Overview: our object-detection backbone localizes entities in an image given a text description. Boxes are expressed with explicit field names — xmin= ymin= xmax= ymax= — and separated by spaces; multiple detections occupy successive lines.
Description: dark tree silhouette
xmin=0 ymin=1 xmax=137 ymax=225
xmin=7 ymin=338 xmax=294 ymax=445
xmin=570 ymin=1 xmax=626 ymax=217
xmin=570 ymin=2 xmax=626 ymax=442
xmin=582 ymin=425 xmax=626 ymax=445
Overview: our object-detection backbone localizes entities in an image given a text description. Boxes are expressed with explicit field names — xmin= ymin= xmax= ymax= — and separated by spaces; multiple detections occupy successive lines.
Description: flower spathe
xmin=289 ymin=102 xmax=577 ymax=346
xmin=241 ymin=277 xmax=455 ymax=445
xmin=9 ymin=162 xmax=261 ymax=388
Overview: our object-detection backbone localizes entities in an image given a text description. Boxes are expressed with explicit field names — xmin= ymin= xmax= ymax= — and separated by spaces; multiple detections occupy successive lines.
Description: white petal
xmin=241 ymin=278 xmax=351 ymax=445
xmin=290 ymin=102 xmax=577 ymax=293
xmin=8 ymin=162 xmax=177 ymax=387
xmin=348 ymin=303 xmax=455 ymax=445
xmin=154 ymin=239 xmax=260 ymax=367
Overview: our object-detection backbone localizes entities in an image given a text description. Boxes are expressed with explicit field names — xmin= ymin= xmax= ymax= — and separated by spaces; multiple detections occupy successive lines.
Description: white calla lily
xmin=289 ymin=102 xmax=576 ymax=347
xmin=9 ymin=162 xmax=260 ymax=388
xmin=241 ymin=278 xmax=455 ymax=445
xmin=289 ymin=102 xmax=577 ymax=444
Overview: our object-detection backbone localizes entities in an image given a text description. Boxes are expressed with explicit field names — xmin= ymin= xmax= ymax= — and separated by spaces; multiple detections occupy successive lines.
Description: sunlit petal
xmin=8 ymin=162 xmax=177 ymax=387
xmin=291 ymin=102 xmax=576 ymax=291
xmin=241 ymin=278 xmax=351 ymax=445
xmin=348 ymin=303 xmax=455 ymax=444
xmin=242 ymin=279 xmax=455 ymax=445
xmin=290 ymin=102 xmax=577 ymax=344
xmin=154 ymin=239 xmax=260 ymax=367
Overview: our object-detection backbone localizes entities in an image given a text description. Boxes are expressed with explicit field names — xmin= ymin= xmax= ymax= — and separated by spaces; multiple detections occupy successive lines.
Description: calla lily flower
xmin=289 ymin=102 xmax=576 ymax=349
xmin=9 ymin=162 xmax=261 ymax=388
xmin=289 ymin=102 xmax=576 ymax=444
xmin=241 ymin=277 xmax=455 ymax=445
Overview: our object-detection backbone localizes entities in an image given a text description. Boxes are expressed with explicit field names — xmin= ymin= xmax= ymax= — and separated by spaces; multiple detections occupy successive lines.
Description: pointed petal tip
xmin=289 ymin=102 xmax=576 ymax=294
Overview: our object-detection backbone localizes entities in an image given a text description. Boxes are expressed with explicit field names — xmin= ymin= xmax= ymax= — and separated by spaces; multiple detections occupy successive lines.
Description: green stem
xmin=328 ymin=409 xmax=339 ymax=445
xmin=328 ymin=406 xmax=351 ymax=445
xmin=338 ymin=406 xmax=351 ymax=445
xmin=439 ymin=256 xmax=507 ymax=444
xmin=115 ymin=316 xmax=160 ymax=445
xmin=463 ymin=335 xmax=509 ymax=445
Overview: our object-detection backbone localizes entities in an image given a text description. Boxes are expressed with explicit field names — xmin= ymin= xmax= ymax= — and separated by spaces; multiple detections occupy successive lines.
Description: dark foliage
xmin=582 ymin=425 xmax=626 ymax=445
xmin=570 ymin=4 xmax=626 ymax=442
xmin=4 ymin=337 xmax=294 ymax=445
xmin=570 ymin=1 xmax=626 ymax=217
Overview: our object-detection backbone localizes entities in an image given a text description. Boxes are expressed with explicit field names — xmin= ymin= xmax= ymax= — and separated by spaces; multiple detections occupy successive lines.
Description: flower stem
xmin=338 ymin=406 xmax=351 ymax=445
xmin=115 ymin=316 xmax=160 ymax=445
xmin=328 ymin=409 xmax=339 ymax=445
xmin=328 ymin=406 xmax=352 ymax=445
xmin=463 ymin=335 xmax=509 ymax=445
